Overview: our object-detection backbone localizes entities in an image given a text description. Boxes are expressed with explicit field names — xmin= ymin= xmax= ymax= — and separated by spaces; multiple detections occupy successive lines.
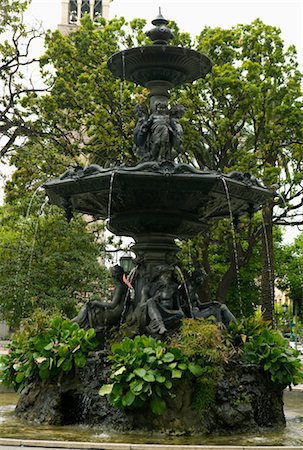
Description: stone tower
xmin=59 ymin=0 xmax=113 ymax=34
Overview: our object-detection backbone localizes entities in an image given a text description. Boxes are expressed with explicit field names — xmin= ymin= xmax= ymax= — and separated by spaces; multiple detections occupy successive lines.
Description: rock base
xmin=15 ymin=352 xmax=285 ymax=434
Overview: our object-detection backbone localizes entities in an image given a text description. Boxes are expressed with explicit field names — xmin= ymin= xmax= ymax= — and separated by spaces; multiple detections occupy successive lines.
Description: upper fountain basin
xmin=43 ymin=162 xmax=273 ymax=239
xmin=107 ymin=46 xmax=212 ymax=88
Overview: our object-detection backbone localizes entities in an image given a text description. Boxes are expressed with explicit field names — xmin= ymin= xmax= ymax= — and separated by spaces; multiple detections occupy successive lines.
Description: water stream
xmin=0 ymin=389 xmax=303 ymax=445
xmin=221 ymin=177 xmax=243 ymax=314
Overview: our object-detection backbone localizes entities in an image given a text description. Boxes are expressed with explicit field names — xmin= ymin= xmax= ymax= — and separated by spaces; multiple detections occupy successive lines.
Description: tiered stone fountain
xmin=16 ymin=12 xmax=285 ymax=435
xmin=44 ymin=11 xmax=272 ymax=336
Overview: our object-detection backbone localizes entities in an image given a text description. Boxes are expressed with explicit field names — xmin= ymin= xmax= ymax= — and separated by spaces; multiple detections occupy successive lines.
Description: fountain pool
xmin=0 ymin=389 xmax=302 ymax=446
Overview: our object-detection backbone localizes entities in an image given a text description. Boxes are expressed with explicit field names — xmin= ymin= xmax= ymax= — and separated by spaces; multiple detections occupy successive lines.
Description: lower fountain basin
xmin=44 ymin=161 xmax=273 ymax=239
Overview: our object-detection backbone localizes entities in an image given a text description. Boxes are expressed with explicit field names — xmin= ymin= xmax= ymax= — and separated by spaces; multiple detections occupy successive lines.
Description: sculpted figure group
xmin=72 ymin=263 xmax=235 ymax=337
xmin=133 ymin=100 xmax=185 ymax=162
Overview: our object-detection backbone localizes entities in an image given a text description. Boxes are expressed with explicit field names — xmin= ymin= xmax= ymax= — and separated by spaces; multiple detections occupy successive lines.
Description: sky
xmin=24 ymin=0 xmax=303 ymax=68
xmin=2 ymin=0 xmax=303 ymax=242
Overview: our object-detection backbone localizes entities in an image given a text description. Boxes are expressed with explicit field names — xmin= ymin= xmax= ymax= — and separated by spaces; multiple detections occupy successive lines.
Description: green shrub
xmin=242 ymin=326 xmax=303 ymax=388
xmin=178 ymin=318 xmax=229 ymax=412
xmin=179 ymin=318 xmax=229 ymax=365
xmin=99 ymin=334 xmax=202 ymax=416
xmin=224 ymin=313 xmax=265 ymax=351
xmin=0 ymin=311 xmax=97 ymax=393
xmin=225 ymin=314 xmax=303 ymax=388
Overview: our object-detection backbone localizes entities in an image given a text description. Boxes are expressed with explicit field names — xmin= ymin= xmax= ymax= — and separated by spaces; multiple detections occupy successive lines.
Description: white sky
xmin=25 ymin=0 xmax=303 ymax=69
xmin=3 ymin=0 xmax=303 ymax=242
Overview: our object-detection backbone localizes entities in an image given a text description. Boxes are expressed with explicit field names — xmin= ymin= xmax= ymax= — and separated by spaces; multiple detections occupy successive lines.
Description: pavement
xmin=1 ymin=441 xmax=303 ymax=450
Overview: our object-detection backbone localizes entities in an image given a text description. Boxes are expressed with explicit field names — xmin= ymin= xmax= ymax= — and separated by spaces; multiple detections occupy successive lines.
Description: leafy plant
xmin=179 ymin=318 xmax=229 ymax=364
xmin=177 ymin=318 xmax=229 ymax=412
xmin=224 ymin=311 xmax=266 ymax=351
xmin=99 ymin=334 xmax=202 ymax=416
xmin=0 ymin=310 xmax=97 ymax=393
xmin=225 ymin=313 xmax=303 ymax=388
xmin=242 ymin=326 xmax=303 ymax=388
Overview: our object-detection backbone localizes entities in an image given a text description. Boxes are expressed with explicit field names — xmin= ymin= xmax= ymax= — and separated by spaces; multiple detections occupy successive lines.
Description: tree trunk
xmin=261 ymin=203 xmax=275 ymax=322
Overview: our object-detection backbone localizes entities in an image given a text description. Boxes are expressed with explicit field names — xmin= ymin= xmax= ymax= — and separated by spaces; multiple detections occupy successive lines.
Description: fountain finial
xmin=145 ymin=9 xmax=174 ymax=45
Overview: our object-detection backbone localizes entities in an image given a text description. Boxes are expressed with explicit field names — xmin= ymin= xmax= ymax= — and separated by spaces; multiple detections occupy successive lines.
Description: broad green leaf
xmin=99 ymin=384 xmax=113 ymax=396
xmin=62 ymin=358 xmax=72 ymax=372
xmin=122 ymin=390 xmax=135 ymax=407
xmin=130 ymin=379 xmax=143 ymax=393
xmin=162 ymin=352 xmax=174 ymax=363
xmin=35 ymin=357 xmax=47 ymax=364
xmin=134 ymin=368 xmax=146 ymax=378
xmin=150 ymin=395 xmax=166 ymax=416
xmin=156 ymin=375 xmax=166 ymax=383
xmin=188 ymin=364 xmax=204 ymax=377
xmin=143 ymin=373 xmax=155 ymax=382
xmin=113 ymin=366 xmax=126 ymax=376
xmin=171 ymin=369 xmax=182 ymax=379
xmin=15 ymin=372 xmax=25 ymax=383
xmin=44 ymin=342 xmax=53 ymax=351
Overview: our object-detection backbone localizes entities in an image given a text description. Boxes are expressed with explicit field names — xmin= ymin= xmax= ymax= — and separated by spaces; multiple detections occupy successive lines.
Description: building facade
xmin=59 ymin=0 xmax=113 ymax=34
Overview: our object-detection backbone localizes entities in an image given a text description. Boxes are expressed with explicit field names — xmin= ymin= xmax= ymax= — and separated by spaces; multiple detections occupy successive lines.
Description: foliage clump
xmin=0 ymin=310 xmax=97 ymax=393
xmin=178 ymin=318 xmax=229 ymax=411
xmin=100 ymin=315 xmax=303 ymax=416
xmin=225 ymin=314 xmax=303 ymax=388
xmin=99 ymin=334 xmax=203 ymax=416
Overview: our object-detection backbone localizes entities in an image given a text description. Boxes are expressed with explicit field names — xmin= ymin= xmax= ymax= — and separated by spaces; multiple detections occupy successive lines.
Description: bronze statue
xmin=133 ymin=103 xmax=150 ymax=159
xmin=148 ymin=100 xmax=172 ymax=161
xmin=126 ymin=265 xmax=184 ymax=334
xmin=170 ymin=104 xmax=185 ymax=158
xmin=133 ymin=101 xmax=185 ymax=162
xmin=186 ymin=269 xmax=236 ymax=326
xmin=72 ymin=265 xmax=128 ymax=332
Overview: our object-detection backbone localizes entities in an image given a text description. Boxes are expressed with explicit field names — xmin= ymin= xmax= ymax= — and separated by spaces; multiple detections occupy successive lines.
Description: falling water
xmin=261 ymin=214 xmax=275 ymax=323
xmin=15 ymin=184 xmax=46 ymax=271
xmin=119 ymin=265 xmax=137 ymax=327
xmin=175 ymin=265 xmax=194 ymax=318
xmin=22 ymin=197 xmax=49 ymax=313
xmin=107 ymin=170 xmax=117 ymax=220
xmin=221 ymin=177 xmax=243 ymax=314
xmin=119 ymin=51 xmax=126 ymax=159
xmin=12 ymin=195 xmax=49 ymax=317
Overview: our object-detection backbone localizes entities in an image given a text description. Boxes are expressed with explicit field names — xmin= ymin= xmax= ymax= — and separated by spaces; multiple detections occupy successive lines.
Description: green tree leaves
xmin=0 ymin=200 xmax=109 ymax=326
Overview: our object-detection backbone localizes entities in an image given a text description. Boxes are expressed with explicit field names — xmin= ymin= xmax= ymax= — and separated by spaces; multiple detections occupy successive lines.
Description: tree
xmin=0 ymin=198 xmax=109 ymax=327
xmin=4 ymin=16 xmax=303 ymax=320
xmin=0 ymin=0 xmax=46 ymax=158
xmin=173 ymin=20 xmax=303 ymax=319
xmin=276 ymin=234 xmax=303 ymax=318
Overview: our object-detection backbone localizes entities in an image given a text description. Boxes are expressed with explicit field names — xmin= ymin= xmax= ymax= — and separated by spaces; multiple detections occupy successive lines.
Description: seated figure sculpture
xmin=72 ymin=265 xmax=128 ymax=332
xmin=127 ymin=265 xmax=184 ymax=335
xmin=186 ymin=269 xmax=236 ymax=326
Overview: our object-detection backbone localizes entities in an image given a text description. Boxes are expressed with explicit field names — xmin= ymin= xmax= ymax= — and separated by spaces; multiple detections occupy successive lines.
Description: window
xmin=94 ymin=0 xmax=103 ymax=21
xmin=69 ymin=0 xmax=78 ymax=23
xmin=81 ymin=0 xmax=90 ymax=16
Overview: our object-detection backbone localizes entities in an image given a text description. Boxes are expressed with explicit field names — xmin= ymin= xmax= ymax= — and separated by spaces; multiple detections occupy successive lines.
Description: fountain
xmin=15 ymin=11 xmax=287 ymax=437
xmin=44 ymin=11 xmax=273 ymax=336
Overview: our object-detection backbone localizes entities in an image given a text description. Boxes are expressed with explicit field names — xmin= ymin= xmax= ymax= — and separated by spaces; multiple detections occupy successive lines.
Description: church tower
xmin=59 ymin=0 xmax=113 ymax=34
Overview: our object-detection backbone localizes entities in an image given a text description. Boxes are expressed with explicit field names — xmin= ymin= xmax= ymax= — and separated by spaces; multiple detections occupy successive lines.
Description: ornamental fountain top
xmin=107 ymin=8 xmax=211 ymax=111
xmin=44 ymin=12 xmax=273 ymax=336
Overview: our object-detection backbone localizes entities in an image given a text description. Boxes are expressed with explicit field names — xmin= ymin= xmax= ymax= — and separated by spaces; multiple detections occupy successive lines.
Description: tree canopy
xmin=2 ymin=7 xmax=303 ymax=322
